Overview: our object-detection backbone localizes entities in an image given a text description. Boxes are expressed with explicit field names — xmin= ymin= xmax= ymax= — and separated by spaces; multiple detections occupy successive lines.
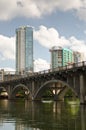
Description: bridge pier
xmin=31 ymin=81 xmax=35 ymax=100
xmin=53 ymin=94 xmax=58 ymax=101
xmin=80 ymin=74 xmax=86 ymax=104
xmin=8 ymin=94 xmax=15 ymax=100
xmin=7 ymin=85 xmax=13 ymax=100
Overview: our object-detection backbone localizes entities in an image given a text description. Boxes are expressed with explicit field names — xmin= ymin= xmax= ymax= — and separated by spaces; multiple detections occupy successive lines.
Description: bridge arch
xmin=34 ymin=80 xmax=78 ymax=100
xmin=10 ymin=84 xmax=32 ymax=99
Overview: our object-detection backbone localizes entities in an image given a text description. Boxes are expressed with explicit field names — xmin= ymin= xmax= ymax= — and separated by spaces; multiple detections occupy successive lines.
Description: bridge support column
xmin=7 ymin=85 xmax=16 ymax=100
xmin=80 ymin=74 xmax=86 ymax=104
xmin=8 ymin=94 xmax=12 ymax=100
xmin=32 ymin=81 xmax=35 ymax=100
xmin=53 ymin=83 xmax=59 ymax=101
xmin=53 ymin=83 xmax=64 ymax=101
xmin=7 ymin=85 xmax=13 ymax=100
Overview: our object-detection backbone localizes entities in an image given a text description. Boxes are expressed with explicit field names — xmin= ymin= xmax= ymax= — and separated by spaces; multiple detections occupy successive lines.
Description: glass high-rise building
xmin=50 ymin=46 xmax=63 ymax=69
xmin=50 ymin=46 xmax=73 ymax=69
xmin=16 ymin=26 xmax=33 ymax=74
xmin=62 ymin=48 xmax=73 ymax=66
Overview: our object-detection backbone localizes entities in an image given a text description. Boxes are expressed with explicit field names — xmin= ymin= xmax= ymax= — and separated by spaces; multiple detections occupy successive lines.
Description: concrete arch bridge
xmin=0 ymin=61 xmax=86 ymax=104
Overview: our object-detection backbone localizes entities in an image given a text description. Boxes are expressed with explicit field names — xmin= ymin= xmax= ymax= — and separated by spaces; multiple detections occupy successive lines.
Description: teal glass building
xmin=16 ymin=26 xmax=33 ymax=74
xmin=50 ymin=46 xmax=73 ymax=69
xmin=62 ymin=48 xmax=73 ymax=66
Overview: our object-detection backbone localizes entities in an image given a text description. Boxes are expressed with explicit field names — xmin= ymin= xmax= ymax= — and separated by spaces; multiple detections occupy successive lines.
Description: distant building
xmin=50 ymin=46 xmax=62 ymax=69
xmin=16 ymin=26 xmax=34 ymax=74
xmin=50 ymin=46 xmax=73 ymax=69
xmin=0 ymin=69 xmax=4 ymax=81
xmin=73 ymin=51 xmax=84 ymax=63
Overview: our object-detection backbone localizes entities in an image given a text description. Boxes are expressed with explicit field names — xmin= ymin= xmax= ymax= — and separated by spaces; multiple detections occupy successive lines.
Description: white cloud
xmin=76 ymin=7 xmax=86 ymax=21
xmin=0 ymin=35 xmax=15 ymax=60
xmin=34 ymin=26 xmax=60 ymax=48
xmin=84 ymin=30 xmax=86 ymax=34
xmin=34 ymin=26 xmax=70 ymax=49
xmin=34 ymin=58 xmax=50 ymax=72
xmin=0 ymin=0 xmax=86 ymax=21
xmin=34 ymin=25 xmax=86 ymax=60
xmin=54 ymin=0 xmax=82 ymax=11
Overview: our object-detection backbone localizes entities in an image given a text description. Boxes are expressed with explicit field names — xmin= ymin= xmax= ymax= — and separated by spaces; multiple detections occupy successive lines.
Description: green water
xmin=0 ymin=99 xmax=86 ymax=130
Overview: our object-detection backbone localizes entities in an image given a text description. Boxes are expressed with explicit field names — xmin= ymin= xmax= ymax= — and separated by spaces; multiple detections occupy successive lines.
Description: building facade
xmin=62 ymin=48 xmax=73 ymax=66
xmin=50 ymin=46 xmax=73 ymax=69
xmin=16 ymin=26 xmax=33 ymax=74
xmin=0 ymin=69 xmax=4 ymax=81
xmin=73 ymin=51 xmax=84 ymax=63
xmin=50 ymin=46 xmax=62 ymax=69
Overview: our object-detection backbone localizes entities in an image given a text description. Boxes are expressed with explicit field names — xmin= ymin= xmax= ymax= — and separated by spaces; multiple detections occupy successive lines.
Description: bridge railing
xmin=35 ymin=61 xmax=86 ymax=75
xmin=0 ymin=61 xmax=86 ymax=82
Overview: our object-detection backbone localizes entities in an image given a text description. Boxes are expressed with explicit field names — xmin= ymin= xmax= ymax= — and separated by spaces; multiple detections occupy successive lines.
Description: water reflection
xmin=0 ymin=100 xmax=86 ymax=130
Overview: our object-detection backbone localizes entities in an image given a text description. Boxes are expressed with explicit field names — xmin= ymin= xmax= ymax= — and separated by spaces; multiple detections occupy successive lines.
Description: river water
xmin=0 ymin=99 xmax=86 ymax=130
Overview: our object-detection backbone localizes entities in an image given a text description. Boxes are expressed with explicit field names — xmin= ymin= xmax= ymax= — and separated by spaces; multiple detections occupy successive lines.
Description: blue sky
xmin=0 ymin=0 xmax=86 ymax=72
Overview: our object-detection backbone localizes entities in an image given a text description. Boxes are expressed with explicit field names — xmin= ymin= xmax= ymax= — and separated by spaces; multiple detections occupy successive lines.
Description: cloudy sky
xmin=0 ymin=0 xmax=86 ymax=72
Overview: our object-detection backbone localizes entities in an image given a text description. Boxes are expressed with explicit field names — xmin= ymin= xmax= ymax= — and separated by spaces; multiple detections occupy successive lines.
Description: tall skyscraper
xmin=50 ymin=46 xmax=73 ymax=69
xmin=16 ymin=26 xmax=33 ymax=74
